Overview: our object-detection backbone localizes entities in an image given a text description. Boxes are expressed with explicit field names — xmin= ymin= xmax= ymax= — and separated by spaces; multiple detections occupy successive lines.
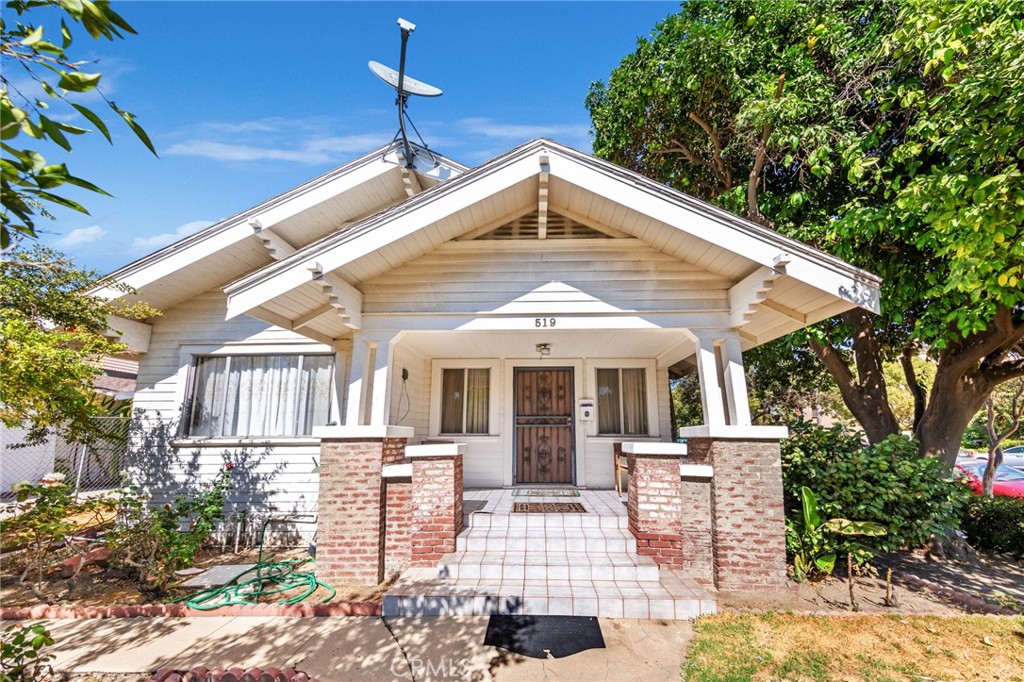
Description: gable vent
xmin=475 ymin=210 xmax=610 ymax=240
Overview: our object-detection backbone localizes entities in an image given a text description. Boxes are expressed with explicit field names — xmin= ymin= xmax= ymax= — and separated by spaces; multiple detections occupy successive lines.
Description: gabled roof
xmin=222 ymin=138 xmax=881 ymax=349
xmin=93 ymin=141 xmax=468 ymax=312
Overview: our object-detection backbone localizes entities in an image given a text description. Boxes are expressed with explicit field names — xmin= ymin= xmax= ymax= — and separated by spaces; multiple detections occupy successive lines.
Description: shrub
xmin=0 ymin=483 xmax=115 ymax=602
xmin=959 ymin=495 xmax=1024 ymax=558
xmin=107 ymin=466 xmax=232 ymax=595
xmin=0 ymin=622 xmax=54 ymax=682
xmin=781 ymin=421 xmax=970 ymax=554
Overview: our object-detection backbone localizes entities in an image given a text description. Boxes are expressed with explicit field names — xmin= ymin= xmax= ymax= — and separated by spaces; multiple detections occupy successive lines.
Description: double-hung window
xmin=596 ymin=368 xmax=649 ymax=435
xmin=440 ymin=368 xmax=490 ymax=434
xmin=185 ymin=354 xmax=334 ymax=437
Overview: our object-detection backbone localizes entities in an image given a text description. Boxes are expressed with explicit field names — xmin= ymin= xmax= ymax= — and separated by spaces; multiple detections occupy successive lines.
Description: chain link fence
xmin=1 ymin=416 xmax=129 ymax=501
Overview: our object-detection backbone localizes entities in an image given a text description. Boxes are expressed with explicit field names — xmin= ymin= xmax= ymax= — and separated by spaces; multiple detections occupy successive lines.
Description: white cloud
xmin=56 ymin=225 xmax=106 ymax=248
xmin=131 ymin=220 xmax=214 ymax=252
xmin=165 ymin=116 xmax=389 ymax=165
xmin=165 ymin=133 xmax=387 ymax=165
xmin=456 ymin=117 xmax=591 ymax=142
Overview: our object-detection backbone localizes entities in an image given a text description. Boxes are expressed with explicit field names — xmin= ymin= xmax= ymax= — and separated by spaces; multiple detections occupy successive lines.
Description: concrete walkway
xmin=43 ymin=616 xmax=693 ymax=681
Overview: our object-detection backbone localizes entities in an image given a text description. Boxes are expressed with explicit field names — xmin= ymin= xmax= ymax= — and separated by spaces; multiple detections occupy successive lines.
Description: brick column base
xmin=316 ymin=433 xmax=408 ymax=587
xmin=687 ymin=436 xmax=788 ymax=590
xmin=409 ymin=446 xmax=464 ymax=566
xmin=626 ymin=450 xmax=684 ymax=568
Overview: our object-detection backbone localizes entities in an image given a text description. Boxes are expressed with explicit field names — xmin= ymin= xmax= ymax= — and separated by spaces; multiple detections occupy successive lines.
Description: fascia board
xmin=93 ymin=142 xmax=465 ymax=300
xmin=225 ymin=151 xmax=541 ymax=319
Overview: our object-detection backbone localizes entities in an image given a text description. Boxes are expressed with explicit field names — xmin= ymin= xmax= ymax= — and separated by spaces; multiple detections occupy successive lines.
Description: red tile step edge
xmin=1 ymin=601 xmax=380 ymax=620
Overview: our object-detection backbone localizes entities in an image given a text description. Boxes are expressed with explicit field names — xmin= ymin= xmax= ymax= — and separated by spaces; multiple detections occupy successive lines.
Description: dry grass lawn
xmin=683 ymin=612 xmax=1024 ymax=682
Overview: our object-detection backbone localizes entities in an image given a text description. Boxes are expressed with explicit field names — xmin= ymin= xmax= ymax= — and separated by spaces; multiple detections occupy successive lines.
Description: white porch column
xmin=719 ymin=334 xmax=752 ymax=426
xmin=345 ymin=332 xmax=398 ymax=427
xmin=695 ymin=335 xmax=727 ymax=427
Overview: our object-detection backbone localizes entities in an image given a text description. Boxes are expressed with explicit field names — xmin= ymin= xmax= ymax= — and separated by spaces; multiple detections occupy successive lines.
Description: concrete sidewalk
xmin=43 ymin=615 xmax=693 ymax=681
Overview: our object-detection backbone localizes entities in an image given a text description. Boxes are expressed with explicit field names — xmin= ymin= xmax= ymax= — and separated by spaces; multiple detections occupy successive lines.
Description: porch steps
xmin=383 ymin=497 xmax=716 ymax=619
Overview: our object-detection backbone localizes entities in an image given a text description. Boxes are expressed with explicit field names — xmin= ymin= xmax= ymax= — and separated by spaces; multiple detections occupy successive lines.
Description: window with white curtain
xmin=440 ymin=368 xmax=490 ymax=434
xmin=185 ymin=354 xmax=334 ymax=437
xmin=596 ymin=368 xmax=648 ymax=435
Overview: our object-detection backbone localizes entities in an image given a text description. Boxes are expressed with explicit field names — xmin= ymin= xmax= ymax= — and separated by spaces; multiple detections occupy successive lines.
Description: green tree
xmin=0 ymin=245 xmax=155 ymax=446
xmin=1 ymin=0 xmax=155 ymax=249
xmin=587 ymin=0 xmax=1024 ymax=463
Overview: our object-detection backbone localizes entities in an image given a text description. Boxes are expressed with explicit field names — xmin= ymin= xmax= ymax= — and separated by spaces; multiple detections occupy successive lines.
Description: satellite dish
xmin=369 ymin=60 xmax=442 ymax=98
xmin=369 ymin=18 xmax=443 ymax=169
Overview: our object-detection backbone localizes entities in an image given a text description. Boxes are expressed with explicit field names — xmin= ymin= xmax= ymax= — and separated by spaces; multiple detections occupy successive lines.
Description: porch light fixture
xmin=535 ymin=343 xmax=551 ymax=356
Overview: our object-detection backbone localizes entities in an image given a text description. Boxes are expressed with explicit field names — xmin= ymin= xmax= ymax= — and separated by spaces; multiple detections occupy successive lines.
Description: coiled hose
xmin=172 ymin=515 xmax=334 ymax=610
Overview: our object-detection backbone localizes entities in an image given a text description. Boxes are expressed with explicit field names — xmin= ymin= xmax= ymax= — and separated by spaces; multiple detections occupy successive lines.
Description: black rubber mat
xmin=484 ymin=615 xmax=606 ymax=658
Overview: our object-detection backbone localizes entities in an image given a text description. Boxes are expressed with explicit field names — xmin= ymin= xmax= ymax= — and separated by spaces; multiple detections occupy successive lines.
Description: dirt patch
xmin=719 ymin=550 xmax=1024 ymax=615
xmin=0 ymin=543 xmax=391 ymax=608
xmin=880 ymin=548 xmax=1024 ymax=612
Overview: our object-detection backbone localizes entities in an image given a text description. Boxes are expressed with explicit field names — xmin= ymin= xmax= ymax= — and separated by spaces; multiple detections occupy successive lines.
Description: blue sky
xmin=22 ymin=1 xmax=679 ymax=273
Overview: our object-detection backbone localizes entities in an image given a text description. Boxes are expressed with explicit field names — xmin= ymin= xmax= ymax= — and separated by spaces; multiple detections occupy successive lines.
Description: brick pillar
xmin=678 ymin=477 xmax=714 ymax=584
xmin=623 ymin=443 xmax=686 ymax=568
xmin=314 ymin=426 xmax=412 ymax=587
xmin=686 ymin=433 xmax=788 ymax=590
xmin=408 ymin=443 xmax=465 ymax=566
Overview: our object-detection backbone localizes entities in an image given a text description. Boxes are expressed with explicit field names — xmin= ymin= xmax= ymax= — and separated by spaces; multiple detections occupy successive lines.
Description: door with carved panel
xmin=514 ymin=368 xmax=574 ymax=484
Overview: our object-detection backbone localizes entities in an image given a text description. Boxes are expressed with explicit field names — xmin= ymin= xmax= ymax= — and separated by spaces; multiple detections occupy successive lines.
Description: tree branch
xmin=747 ymin=74 xmax=786 ymax=227
xmin=900 ymin=345 xmax=927 ymax=433
xmin=687 ymin=112 xmax=733 ymax=189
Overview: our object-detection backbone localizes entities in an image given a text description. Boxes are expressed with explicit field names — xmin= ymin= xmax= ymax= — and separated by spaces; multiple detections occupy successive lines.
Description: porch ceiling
xmin=398 ymin=329 xmax=697 ymax=367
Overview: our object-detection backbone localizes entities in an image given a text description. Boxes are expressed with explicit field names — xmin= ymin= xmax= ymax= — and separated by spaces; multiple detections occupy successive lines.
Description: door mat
xmin=512 ymin=488 xmax=581 ymax=497
xmin=512 ymin=502 xmax=587 ymax=513
xmin=484 ymin=615 xmax=605 ymax=658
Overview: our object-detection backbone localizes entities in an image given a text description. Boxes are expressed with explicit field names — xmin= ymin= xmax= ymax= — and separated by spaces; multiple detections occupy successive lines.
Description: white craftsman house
xmin=100 ymin=138 xmax=880 ymax=519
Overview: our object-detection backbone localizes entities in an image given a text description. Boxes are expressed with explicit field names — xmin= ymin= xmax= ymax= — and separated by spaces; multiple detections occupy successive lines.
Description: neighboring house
xmin=98 ymin=139 xmax=880 ymax=606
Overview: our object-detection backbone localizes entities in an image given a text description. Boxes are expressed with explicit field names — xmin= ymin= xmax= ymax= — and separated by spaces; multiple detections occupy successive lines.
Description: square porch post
xmin=680 ymin=425 xmax=789 ymax=590
xmin=313 ymin=425 xmax=413 ymax=587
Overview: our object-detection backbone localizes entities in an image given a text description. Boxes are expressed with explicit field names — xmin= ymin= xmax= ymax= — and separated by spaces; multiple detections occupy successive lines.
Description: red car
xmin=954 ymin=461 xmax=1024 ymax=499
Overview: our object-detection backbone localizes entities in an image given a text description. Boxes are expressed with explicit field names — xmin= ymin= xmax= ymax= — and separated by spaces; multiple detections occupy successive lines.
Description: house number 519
xmin=535 ymin=317 xmax=557 ymax=328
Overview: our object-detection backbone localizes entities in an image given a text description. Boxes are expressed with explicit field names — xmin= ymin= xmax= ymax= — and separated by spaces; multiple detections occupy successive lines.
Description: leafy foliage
xmin=0 ymin=245 xmax=157 ymax=446
xmin=0 ymin=481 xmax=115 ymax=602
xmin=781 ymin=422 xmax=971 ymax=553
xmin=786 ymin=485 xmax=886 ymax=582
xmin=107 ymin=466 xmax=233 ymax=594
xmin=959 ymin=495 xmax=1024 ymax=558
xmin=0 ymin=622 xmax=54 ymax=682
xmin=587 ymin=0 xmax=1024 ymax=460
xmin=1 ymin=0 xmax=155 ymax=248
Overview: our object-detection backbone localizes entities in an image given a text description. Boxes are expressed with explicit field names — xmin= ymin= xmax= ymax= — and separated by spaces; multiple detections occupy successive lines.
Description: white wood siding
xmin=130 ymin=289 xmax=342 ymax=518
xmin=388 ymin=343 xmax=431 ymax=435
xmin=361 ymin=240 xmax=730 ymax=315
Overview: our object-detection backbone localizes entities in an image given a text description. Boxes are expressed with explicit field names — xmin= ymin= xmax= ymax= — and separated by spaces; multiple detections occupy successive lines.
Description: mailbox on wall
xmin=578 ymin=399 xmax=595 ymax=422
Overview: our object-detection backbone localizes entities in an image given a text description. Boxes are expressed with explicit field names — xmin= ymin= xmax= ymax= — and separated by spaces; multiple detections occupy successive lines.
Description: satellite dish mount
xmin=369 ymin=18 xmax=443 ymax=169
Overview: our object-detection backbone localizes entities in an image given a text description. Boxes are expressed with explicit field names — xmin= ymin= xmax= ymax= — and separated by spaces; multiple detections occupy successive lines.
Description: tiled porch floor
xmin=383 ymin=488 xmax=716 ymax=619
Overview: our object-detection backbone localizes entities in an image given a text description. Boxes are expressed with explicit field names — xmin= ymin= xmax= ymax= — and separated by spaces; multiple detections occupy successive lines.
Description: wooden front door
xmin=514 ymin=368 xmax=574 ymax=484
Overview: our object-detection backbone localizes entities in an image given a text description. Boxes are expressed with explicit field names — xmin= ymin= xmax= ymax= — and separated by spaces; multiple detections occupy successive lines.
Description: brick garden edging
xmin=0 ymin=601 xmax=380 ymax=620
xmin=154 ymin=666 xmax=318 ymax=682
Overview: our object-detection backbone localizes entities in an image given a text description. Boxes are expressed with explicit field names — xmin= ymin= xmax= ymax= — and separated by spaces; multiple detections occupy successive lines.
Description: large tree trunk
xmin=916 ymin=308 xmax=1024 ymax=466
xmin=809 ymin=307 xmax=1024 ymax=464
xmin=808 ymin=309 xmax=900 ymax=444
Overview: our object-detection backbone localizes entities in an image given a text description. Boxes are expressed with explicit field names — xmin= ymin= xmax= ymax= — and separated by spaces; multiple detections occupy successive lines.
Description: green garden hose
xmin=173 ymin=514 xmax=334 ymax=610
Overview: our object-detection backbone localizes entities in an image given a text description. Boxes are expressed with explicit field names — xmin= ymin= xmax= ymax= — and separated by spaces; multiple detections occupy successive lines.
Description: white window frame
xmin=174 ymin=342 xmax=341 ymax=441
xmin=589 ymin=360 xmax=659 ymax=438
xmin=430 ymin=359 xmax=499 ymax=437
